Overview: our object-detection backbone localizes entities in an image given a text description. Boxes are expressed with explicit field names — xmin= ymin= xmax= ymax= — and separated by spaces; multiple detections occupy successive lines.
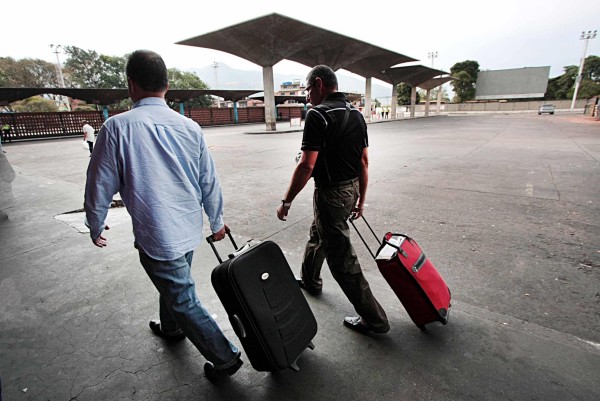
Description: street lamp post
xmin=570 ymin=30 xmax=597 ymax=110
xmin=49 ymin=44 xmax=71 ymax=111
xmin=427 ymin=51 xmax=440 ymax=114
xmin=428 ymin=51 xmax=438 ymax=68
xmin=213 ymin=61 xmax=220 ymax=108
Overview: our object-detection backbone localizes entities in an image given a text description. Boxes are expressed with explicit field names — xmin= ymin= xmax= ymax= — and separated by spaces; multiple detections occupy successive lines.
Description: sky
xmin=4 ymin=0 xmax=600 ymax=88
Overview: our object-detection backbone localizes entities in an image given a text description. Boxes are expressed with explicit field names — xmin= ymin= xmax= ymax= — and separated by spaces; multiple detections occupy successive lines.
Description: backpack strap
xmin=321 ymin=102 xmax=351 ymax=183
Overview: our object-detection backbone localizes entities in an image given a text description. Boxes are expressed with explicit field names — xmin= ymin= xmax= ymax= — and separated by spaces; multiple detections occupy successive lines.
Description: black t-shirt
xmin=301 ymin=92 xmax=368 ymax=184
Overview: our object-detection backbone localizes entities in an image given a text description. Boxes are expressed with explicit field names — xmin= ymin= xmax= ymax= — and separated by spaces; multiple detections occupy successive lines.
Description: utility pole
xmin=571 ymin=30 xmax=597 ymax=110
xmin=49 ymin=44 xmax=71 ymax=111
xmin=213 ymin=61 xmax=220 ymax=108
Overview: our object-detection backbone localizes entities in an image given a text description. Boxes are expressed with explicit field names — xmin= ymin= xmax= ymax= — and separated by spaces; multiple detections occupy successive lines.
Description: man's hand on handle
xmin=211 ymin=224 xmax=230 ymax=241
xmin=350 ymin=204 xmax=364 ymax=221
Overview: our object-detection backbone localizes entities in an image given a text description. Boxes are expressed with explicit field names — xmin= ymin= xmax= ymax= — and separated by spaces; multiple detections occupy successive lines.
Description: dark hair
xmin=306 ymin=65 xmax=338 ymax=90
xmin=126 ymin=50 xmax=168 ymax=92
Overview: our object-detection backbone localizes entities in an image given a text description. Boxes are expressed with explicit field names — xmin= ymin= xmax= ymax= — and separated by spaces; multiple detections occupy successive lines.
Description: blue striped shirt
xmin=85 ymin=97 xmax=224 ymax=261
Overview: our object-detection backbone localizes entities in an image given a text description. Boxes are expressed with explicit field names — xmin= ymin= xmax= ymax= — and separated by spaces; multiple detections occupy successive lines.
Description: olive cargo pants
xmin=301 ymin=178 xmax=389 ymax=330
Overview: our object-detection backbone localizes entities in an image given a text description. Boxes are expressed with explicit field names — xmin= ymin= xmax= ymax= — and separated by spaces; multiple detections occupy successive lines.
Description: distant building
xmin=276 ymin=80 xmax=305 ymax=97
xmin=275 ymin=80 xmax=306 ymax=104
xmin=475 ymin=67 xmax=551 ymax=100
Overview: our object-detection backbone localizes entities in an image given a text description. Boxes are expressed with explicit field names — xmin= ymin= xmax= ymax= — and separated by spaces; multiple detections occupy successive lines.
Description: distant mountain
xmin=190 ymin=63 xmax=394 ymax=104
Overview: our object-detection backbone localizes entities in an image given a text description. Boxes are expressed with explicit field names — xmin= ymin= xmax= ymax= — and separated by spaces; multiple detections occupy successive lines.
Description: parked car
xmin=538 ymin=104 xmax=556 ymax=115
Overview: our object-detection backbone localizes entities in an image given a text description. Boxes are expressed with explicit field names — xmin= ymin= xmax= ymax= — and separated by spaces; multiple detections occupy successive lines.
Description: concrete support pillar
xmin=424 ymin=89 xmax=431 ymax=117
xmin=391 ymin=84 xmax=398 ymax=119
xmin=364 ymin=77 xmax=372 ymax=122
xmin=410 ymin=86 xmax=417 ymax=118
xmin=263 ymin=65 xmax=276 ymax=131
xmin=233 ymin=101 xmax=239 ymax=124
xmin=179 ymin=102 xmax=185 ymax=115
xmin=436 ymin=85 xmax=443 ymax=115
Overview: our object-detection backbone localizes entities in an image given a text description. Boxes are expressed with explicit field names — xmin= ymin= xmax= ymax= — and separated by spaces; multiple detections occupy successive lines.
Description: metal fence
xmin=0 ymin=111 xmax=107 ymax=142
xmin=0 ymin=107 xmax=270 ymax=142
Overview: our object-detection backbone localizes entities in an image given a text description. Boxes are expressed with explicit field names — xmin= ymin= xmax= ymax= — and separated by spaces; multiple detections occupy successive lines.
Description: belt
xmin=315 ymin=177 xmax=358 ymax=189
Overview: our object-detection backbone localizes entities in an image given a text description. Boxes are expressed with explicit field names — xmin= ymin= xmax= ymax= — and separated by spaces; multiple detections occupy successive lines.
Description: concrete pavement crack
xmin=547 ymin=164 xmax=561 ymax=201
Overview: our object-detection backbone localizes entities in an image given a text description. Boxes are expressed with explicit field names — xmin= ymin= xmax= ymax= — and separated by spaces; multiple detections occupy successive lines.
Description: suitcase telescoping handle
xmin=206 ymin=229 xmax=238 ymax=264
xmin=349 ymin=216 xmax=411 ymax=260
xmin=349 ymin=216 xmax=381 ymax=260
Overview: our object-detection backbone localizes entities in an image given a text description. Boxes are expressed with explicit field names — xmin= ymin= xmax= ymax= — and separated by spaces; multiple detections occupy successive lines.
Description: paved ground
xmin=1 ymin=113 xmax=599 ymax=400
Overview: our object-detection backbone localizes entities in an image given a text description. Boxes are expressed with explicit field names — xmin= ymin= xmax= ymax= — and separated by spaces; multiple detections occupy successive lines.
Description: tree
xmin=168 ymin=68 xmax=212 ymax=108
xmin=10 ymin=96 xmax=58 ymax=112
xmin=396 ymin=83 xmax=420 ymax=105
xmin=63 ymin=46 xmax=103 ymax=88
xmin=583 ymin=55 xmax=600 ymax=81
xmin=0 ymin=57 xmax=58 ymax=87
xmin=576 ymin=79 xmax=600 ymax=99
xmin=544 ymin=56 xmax=600 ymax=100
xmin=374 ymin=98 xmax=382 ymax=108
xmin=450 ymin=60 xmax=479 ymax=102
xmin=545 ymin=65 xmax=577 ymax=100
xmin=63 ymin=46 xmax=127 ymax=88
xmin=98 ymin=54 xmax=127 ymax=88
xmin=429 ymin=86 xmax=451 ymax=103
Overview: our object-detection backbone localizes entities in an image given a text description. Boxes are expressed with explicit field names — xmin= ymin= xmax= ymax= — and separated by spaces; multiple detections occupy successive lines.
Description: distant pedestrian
xmin=82 ymin=120 xmax=95 ymax=156
xmin=84 ymin=50 xmax=243 ymax=382
xmin=385 ymin=108 xmax=389 ymax=119
xmin=0 ymin=148 xmax=15 ymax=221
xmin=1 ymin=123 xmax=11 ymax=151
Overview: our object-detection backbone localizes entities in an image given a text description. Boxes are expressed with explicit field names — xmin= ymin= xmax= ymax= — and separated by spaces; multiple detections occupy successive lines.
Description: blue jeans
xmin=139 ymin=250 xmax=240 ymax=368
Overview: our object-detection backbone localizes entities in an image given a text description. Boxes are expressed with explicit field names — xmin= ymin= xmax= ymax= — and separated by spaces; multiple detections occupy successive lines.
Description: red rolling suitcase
xmin=207 ymin=232 xmax=317 ymax=372
xmin=350 ymin=217 xmax=451 ymax=330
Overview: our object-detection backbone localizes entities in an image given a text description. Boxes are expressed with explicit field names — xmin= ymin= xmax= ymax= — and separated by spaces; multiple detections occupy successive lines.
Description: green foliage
xmin=98 ymin=54 xmax=127 ymax=88
xmin=63 ymin=46 xmax=126 ymax=88
xmin=545 ymin=57 xmax=599 ymax=100
xmin=584 ymin=55 xmax=600 ymax=81
xmin=450 ymin=60 xmax=479 ymax=102
xmin=396 ymin=83 xmax=420 ymax=105
xmin=0 ymin=57 xmax=58 ymax=87
xmin=576 ymin=80 xmax=600 ymax=99
xmin=374 ymin=98 xmax=382 ymax=108
xmin=167 ymin=68 xmax=212 ymax=108
xmin=545 ymin=66 xmax=577 ymax=100
xmin=11 ymin=96 xmax=58 ymax=112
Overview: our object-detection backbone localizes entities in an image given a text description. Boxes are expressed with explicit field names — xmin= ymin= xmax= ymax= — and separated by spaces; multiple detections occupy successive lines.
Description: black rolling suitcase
xmin=207 ymin=232 xmax=317 ymax=372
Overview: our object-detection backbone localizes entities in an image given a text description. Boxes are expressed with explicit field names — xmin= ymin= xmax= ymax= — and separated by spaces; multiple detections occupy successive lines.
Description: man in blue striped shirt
xmin=84 ymin=50 xmax=242 ymax=381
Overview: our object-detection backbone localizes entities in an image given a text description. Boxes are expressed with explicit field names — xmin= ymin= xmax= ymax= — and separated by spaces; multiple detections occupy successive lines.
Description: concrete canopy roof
xmin=382 ymin=65 xmax=449 ymax=86
xmin=167 ymin=89 xmax=261 ymax=102
xmin=176 ymin=13 xmax=416 ymax=73
xmin=250 ymin=91 xmax=362 ymax=105
xmin=417 ymin=76 xmax=455 ymax=91
xmin=0 ymin=88 xmax=261 ymax=106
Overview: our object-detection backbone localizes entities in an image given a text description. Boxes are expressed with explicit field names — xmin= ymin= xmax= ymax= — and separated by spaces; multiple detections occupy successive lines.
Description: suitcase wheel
xmin=307 ymin=341 xmax=315 ymax=350
xmin=417 ymin=324 xmax=427 ymax=332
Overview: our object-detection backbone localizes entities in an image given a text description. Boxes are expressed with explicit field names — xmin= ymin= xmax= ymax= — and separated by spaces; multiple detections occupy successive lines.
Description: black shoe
xmin=204 ymin=355 xmax=243 ymax=382
xmin=296 ymin=278 xmax=322 ymax=296
xmin=343 ymin=316 xmax=390 ymax=334
xmin=149 ymin=320 xmax=186 ymax=343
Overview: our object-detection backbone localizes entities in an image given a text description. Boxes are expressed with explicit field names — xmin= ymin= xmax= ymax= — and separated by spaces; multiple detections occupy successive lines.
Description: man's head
xmin=82 ymin=119 xmax=88 ymax=125
xmin=125 ymin=50 xmax=169 ymax=101
xmin=305 ymin=65 xmax=338 ymax=106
